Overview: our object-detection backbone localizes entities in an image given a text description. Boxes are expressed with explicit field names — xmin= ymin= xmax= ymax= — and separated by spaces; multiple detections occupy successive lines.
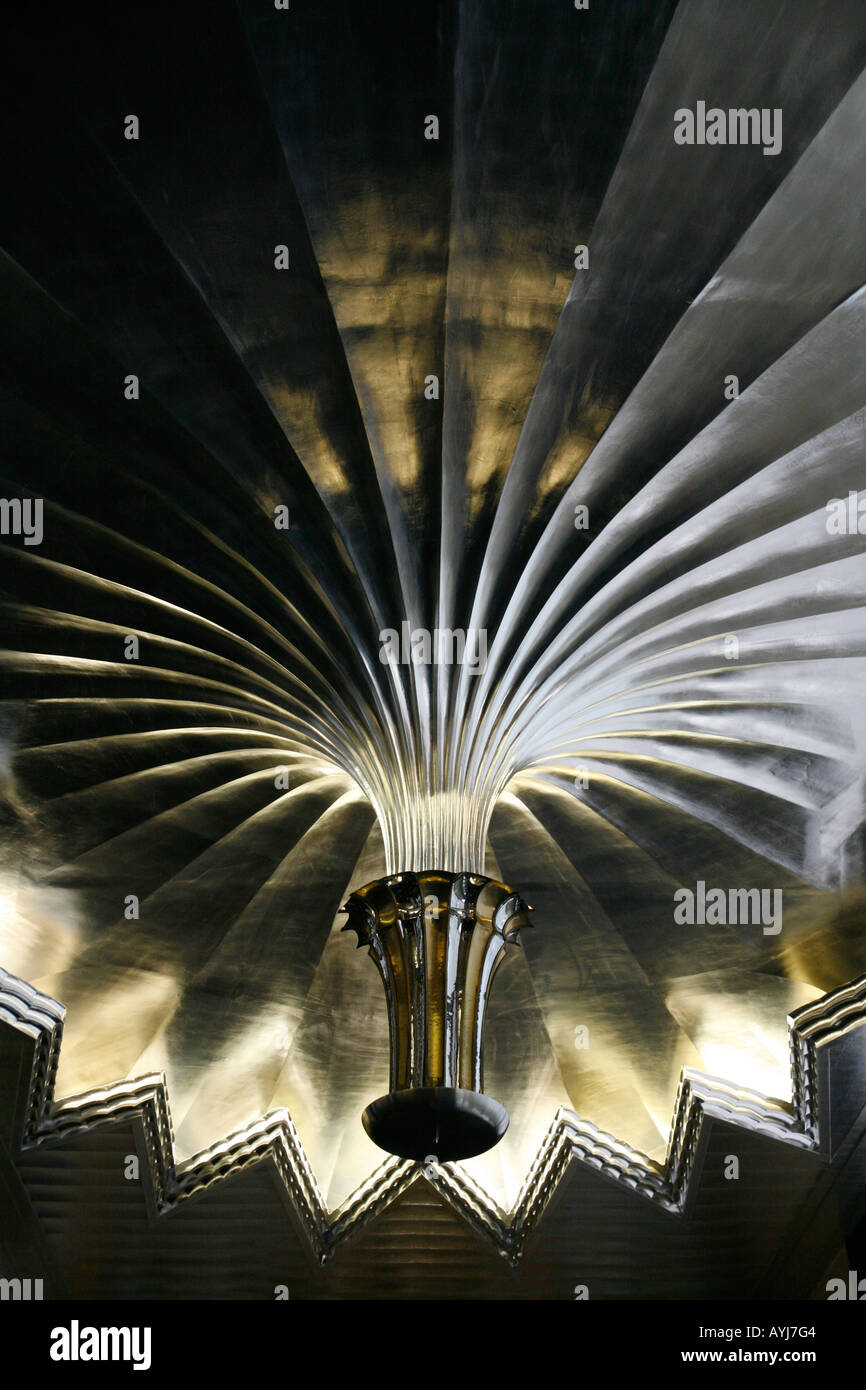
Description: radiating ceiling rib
xmin=467 ymin=286 xmax=866 ymax=763
xmin=40 ymin=764 xmax=329 ymax=884
xmin=459 ymin=0 xmax=866 ymax=662
xmin=0 ymin=260 xmax=386 ymax=716
xmin=1 ymin=0 xmax=864 ymax=1213
xmin=0 ymin=269 xmax=417 ymax=822
xmin=512 ymin=561 xmax=866 ymax=764
xmin=438 ymin=0 xmax=680 ymax=630
xmin=529 ymin=757 xmax=818 ymax=882
xmin=163 ymin=792 xmax=377 ymax=1157
xmin=521 ymin=412 xmax=866 ymax=671
xmin=37 ymin=787 xmax=376 ymax=1135
xmin=467 ymin=102 xmax=866 ymax=735
xmin=238 ymin=0 xmax=452 ymax=632
xmin=2 ymin=36 xmax=426 ymax=823
xmin=456 ymin=289 xmax=866 ymax=846
xmin=47 ymin=13 xmax=410 ymax=639
xmin=237 ymin=0 xmax=455 ymax=843
xmin=488 ymin=791 xmax=705 ymax=1164
xmin=439 ymin=0 xmax=682 ymax=804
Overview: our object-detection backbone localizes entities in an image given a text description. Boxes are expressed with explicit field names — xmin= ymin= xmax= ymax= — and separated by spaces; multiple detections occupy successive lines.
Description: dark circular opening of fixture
xmin=362 ymin=1087 xmax=509 ymax=1163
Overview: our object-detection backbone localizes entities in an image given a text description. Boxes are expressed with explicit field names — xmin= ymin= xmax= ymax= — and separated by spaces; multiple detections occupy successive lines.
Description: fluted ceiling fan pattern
xmin=1 ymin=0 xmax=865 ymax=1207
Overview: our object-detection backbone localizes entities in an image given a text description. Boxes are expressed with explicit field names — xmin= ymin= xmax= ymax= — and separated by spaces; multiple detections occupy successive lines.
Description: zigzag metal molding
xmin=2 ymin=964 xmax=866 ymax=1267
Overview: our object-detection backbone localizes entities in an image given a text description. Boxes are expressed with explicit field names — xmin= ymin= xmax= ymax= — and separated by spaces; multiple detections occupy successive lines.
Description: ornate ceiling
xmin=1 ymin=0 xmax=865 ymax=1297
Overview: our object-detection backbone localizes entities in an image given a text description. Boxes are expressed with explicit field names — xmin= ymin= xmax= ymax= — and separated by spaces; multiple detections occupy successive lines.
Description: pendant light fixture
xmin=343 ymin=870 xmax=531 ymax=1162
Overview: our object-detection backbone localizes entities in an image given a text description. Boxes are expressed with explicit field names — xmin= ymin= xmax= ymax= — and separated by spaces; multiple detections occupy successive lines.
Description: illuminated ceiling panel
xmin=1 ymin=0 xmax=865 ymax=1291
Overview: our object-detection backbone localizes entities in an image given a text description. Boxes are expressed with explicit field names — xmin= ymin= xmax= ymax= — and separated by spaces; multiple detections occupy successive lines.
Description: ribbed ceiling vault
xmin=1 ymin=0 xmax=865 ymax=1218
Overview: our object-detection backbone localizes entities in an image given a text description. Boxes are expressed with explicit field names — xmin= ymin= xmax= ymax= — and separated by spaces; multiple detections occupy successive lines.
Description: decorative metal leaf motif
xmin=1 ymin=1 xmax=865 ymax=1207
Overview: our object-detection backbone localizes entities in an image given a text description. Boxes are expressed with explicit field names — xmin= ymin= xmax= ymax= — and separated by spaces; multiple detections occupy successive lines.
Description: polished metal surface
xmin=3 ymin=963 xmax=866 ymax=1296
xmin=1 ymin=0 xmax=865 ymax=1237
xmin=343 ymin=871 xmax=529 ymax=1159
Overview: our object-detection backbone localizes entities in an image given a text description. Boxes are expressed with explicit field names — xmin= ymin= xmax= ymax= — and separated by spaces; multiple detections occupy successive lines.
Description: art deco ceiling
xmin=1 ymin=0 xmax=866 ymax=1289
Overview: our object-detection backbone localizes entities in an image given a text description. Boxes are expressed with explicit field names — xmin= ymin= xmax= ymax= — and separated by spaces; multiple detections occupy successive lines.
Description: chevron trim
xmin=2 ymin=964 xmax=865 ymax=1265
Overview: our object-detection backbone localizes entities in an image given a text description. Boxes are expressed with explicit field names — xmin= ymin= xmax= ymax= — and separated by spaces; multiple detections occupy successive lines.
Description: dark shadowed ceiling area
xmin=1 ymin=0 xmax=865 ymax=1298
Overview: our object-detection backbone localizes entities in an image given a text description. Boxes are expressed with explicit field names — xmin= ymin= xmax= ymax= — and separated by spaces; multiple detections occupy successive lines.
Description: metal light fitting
xmin=343 ymin=870 xmax=531 ymax=1162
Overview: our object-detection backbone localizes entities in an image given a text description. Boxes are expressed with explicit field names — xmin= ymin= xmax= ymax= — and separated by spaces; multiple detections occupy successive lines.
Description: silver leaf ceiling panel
xmin=1 ymin=0 xmax=865 ymax=1298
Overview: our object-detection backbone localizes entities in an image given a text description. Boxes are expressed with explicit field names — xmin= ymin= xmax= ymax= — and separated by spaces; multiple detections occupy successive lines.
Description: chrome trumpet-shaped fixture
xmin=342 ymin=871 xmax=531 ymax=1162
